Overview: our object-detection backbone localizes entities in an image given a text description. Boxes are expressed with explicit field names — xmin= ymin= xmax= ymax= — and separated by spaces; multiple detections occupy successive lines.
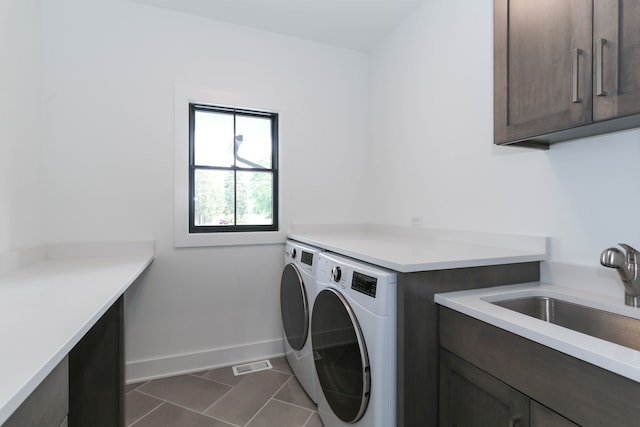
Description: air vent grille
xmin=231 ymin=360 xmax=273 ymax=376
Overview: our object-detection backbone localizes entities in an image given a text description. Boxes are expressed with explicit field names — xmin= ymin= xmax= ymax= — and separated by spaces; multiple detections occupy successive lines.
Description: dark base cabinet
xmin=69 ymin=296 xmax=124 ymax=427
xmin=397 ymin=262 xmax=540 ymax=427
xmin=2 ymin=357 xmax=69 ymax=427
xmin=440 ymin=350 xmax=579 ymax=427
xmin=2 ymin=297 xmax=124 ymax=427
xmin=530 ymin=401 xmax=578 ymax=427
xmin=440 ymin=350 xmax=530 ymax=427
xmin=439 ymin=307 xmax=640 ymax=427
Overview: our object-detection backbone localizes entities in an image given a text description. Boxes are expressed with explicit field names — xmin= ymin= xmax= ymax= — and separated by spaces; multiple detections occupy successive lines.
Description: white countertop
xmin=0 ymin=242 xmax=154 ymax=425
xmin=435 ymin=280 xmax=640 ymax=383
xmin=288 ymin=224 xmax=547 ymax=272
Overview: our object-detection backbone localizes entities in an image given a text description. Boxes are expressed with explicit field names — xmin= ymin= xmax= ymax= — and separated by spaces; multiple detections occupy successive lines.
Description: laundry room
xmin=2 ymin=0 xmax=640 ymax=426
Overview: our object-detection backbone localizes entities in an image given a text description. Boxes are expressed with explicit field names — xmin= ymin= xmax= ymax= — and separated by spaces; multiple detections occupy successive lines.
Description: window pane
xmin=194 ymin=169 xmax=235 ymax=226
xmin=194 ymin=110 xmax=234 ymax=167
xmin=237 ymin=171 xmax=273 ymax=225
xmin=235 ymin=115 xmax=272 ymax=169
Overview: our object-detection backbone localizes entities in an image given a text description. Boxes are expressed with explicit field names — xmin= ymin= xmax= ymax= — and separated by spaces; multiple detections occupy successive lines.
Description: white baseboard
xmin=125 ymin=338 xmax=285 ymax=383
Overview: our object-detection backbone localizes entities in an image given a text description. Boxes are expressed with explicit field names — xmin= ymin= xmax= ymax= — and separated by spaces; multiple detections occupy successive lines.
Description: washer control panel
xmin=352 ymin=271 xmax=377 ymax=298
xmin=301 ymin=251 xmax=314 ymax=267
xmin=317 ymin=252 xmax=396 ymax=315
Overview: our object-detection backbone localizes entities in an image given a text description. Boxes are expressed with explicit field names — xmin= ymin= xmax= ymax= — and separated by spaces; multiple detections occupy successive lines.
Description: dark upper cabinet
xmin=494 ymin=0 xmax=640 ymax=148
xmin=593 ymin=0 xmax=640 ymax=121
xmin=494 ymin=0 xmax=592 ymax=146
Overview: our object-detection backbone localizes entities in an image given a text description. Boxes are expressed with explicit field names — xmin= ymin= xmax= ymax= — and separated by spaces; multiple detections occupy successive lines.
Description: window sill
xmin=174 ymin=230 xmax=286 ymax=248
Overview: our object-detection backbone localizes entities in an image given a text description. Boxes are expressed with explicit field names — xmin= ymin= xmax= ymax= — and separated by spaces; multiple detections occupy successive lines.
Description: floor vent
xmin=232 ymin=360 xmax=273 ymax=376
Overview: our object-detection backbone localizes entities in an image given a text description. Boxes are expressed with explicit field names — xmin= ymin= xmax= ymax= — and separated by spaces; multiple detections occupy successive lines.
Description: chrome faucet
xmin=601 ymin=243 xmax=640 ymax=307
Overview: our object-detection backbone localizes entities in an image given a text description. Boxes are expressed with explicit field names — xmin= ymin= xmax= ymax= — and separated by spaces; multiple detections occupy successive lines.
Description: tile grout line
xmin=199 ymin=381 xmax=237 ymax=415
xmin=271 ymin=374 xmax=319 ymax=413
xmin=132 ymin=397 xmax=244 ymax=427
xmin=271 ymin=396 xmax=317 ymax=413
xmin=301 ymin=411 xmax=315 ymax=427
xmin=132 ymin=388 xmax=171 ymax=402
xmin=125 ymin=381 xmax=150 ymax=395
xmin=132 ymin=388 xmax=227 ymax=421
xmin=196 ymin=363 xmax=293 ymax=422
xmin=128 ymin=401 xmax=167 ymax=427
xmin=241 ymin=374 xmax=294 ymax=427
xmin=199 ymin=410 xmax=244 ymax=427
xmin=134 ymin=373 xmax=237 ymax=418
xmin=127 ymin=358 xmax=302 ymax=427
xmin=189 ymin=371 xmax=239 ymax=388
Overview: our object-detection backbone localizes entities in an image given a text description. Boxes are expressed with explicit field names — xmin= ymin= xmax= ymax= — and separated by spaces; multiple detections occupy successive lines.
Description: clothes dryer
xmin=280 ymin=239 xmax=322 ymax=403
xmin=312 ymin=252 xmax=397 ymax=427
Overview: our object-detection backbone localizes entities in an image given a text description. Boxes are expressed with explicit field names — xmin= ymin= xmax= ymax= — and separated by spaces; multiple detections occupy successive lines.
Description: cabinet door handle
xmin=572 ymin=48 xmax=582 ymax=103
xmin=596 ymin=38 xmax=607 ymax=96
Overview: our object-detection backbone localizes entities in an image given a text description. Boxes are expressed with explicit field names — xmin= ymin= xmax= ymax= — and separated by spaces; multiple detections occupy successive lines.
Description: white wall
xmin=13 ymin=0 xmax=640 ymax=381
xmin=40 ymin=0 xmax=369 ymax=379
xmin=369 ymin=0 xmax=640 ymax=264
xmin=0 ymin=0 xmax=43 ymax=252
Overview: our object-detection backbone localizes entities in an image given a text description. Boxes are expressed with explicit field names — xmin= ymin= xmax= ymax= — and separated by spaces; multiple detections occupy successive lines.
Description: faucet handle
xmin=619 ymin=243 xmax=639 ymax=264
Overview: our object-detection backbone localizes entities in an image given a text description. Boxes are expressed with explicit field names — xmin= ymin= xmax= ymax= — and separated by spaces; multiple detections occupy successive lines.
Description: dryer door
xmin=280 ymin=263 xmax=309 ymax=351
xmin=312 ymin=288 xmax=370 ymax=423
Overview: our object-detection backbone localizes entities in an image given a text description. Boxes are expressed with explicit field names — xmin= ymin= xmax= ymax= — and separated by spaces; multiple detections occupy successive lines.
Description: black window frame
xmin=188 ymin=103 xmax=279 ymax=233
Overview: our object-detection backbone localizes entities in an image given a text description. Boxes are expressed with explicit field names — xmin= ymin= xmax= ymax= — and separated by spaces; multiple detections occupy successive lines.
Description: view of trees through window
xmin=190 ymin=105 xmax=277 ymax=231
xmin=194 ymin=169 xmax=273 ymax=226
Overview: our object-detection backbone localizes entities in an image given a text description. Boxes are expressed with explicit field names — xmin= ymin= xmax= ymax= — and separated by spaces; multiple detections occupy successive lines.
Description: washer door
xmin=312 ymin=288 xmax=370 ymax=423
xmin=280 ymin=263 xmax=309 ymax=351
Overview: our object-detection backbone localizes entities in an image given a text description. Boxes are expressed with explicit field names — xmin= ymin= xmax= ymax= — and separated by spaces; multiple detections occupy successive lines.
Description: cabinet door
xmin=494 ymin=0 xmax=592 ymax=144
xmin=530 ymin=401 xmax=579 ymax=427
xmin=439 ymin=350 xmax=530 ymax=427
xmin=69 ymin=297 xmax=124 ymax=427
xmin=593 ymin=0 xmax=640 ymax=121
xmin=2 ymin=357 xmax=68 ymax=427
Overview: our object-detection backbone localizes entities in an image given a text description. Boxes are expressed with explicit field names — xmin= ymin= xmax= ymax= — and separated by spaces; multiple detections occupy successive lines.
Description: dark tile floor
xmin=126 ymin=357 xmax=323 ymax=427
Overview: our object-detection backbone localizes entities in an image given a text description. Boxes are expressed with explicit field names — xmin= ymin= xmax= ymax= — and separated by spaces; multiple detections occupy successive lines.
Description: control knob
xmin=331 ymin=266 xmax=342 ymax=282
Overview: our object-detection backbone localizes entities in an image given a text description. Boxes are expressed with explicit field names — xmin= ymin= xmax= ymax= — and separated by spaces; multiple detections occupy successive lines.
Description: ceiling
xmin=128 ymin=0 xmax=424 ymax=52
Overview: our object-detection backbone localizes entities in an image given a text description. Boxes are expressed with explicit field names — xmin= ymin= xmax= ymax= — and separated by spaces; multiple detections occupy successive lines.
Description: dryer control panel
xmin=300 ymin=251 xmax=314 ymax=267
xmin=317 ymin=252 xmax=397 ymax=316
xmin=352 ymin=271 xmax=377 ymax=298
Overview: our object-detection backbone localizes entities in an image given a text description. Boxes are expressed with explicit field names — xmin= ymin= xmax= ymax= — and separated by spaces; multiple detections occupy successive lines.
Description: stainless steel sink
xmin=491 ymin=296 xmax=640 ymax=351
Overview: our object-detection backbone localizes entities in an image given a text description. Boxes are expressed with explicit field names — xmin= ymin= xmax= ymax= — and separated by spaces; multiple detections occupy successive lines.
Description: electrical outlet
xmin=411 ymin=216 xmax=423 ymax=226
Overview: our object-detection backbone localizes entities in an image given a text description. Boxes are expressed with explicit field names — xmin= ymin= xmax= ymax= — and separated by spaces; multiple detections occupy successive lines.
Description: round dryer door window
xmin=280 ymin=263 xmax=309 ymax=351
xmin=312 ymin=288 xmax=370 ymax=423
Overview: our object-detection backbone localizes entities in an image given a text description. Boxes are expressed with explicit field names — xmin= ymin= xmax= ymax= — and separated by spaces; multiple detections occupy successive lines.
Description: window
xmin=189 ymin=104 xmax=278 ymax=233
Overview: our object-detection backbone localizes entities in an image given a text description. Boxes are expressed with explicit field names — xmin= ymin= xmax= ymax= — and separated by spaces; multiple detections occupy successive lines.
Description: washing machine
xmin=312 ymin=252 xmax=397 ymax=427
xmin=280 ymin=239 xmax=322 ymax=403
